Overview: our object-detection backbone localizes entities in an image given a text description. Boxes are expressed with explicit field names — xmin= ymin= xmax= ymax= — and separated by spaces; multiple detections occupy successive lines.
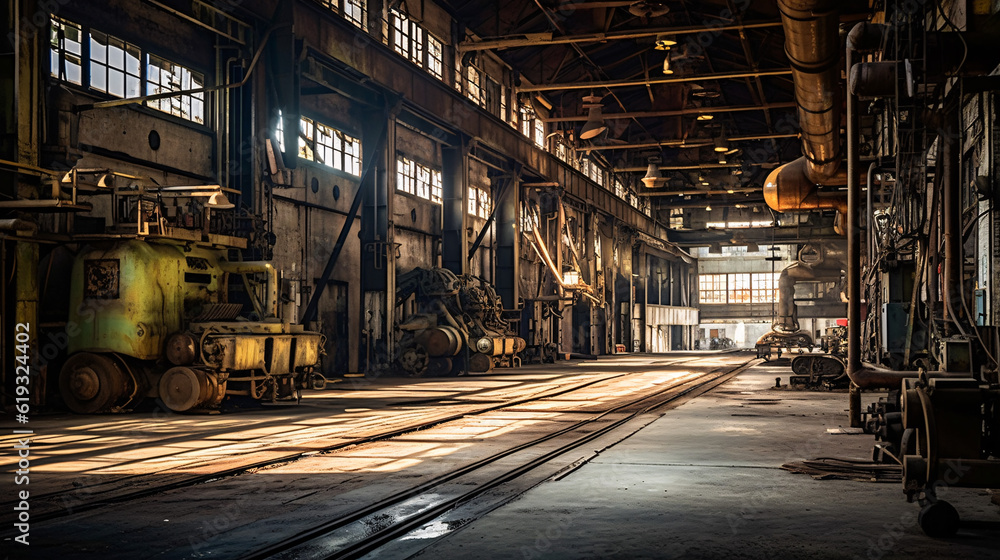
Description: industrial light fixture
xmin=661 ymin=55 xmax=673 ymax=75
xmin=696 ymin=113 xmax=714 ymax=121
xmin=654 ymin=34 xmax=677 ymax=50
xmin=207 ymin=191 xmax=235 ymax=209
xmin=641 ymin=157 xmax=662 ymax=188
xmin=579 ymin=93 xmax=608 ymax=140
xmin=713 ymin=135 xmax=729 ymax=153
xmin=705 ymin=204 xmax=712 ymax=212
xmin=698 ymin=175 xmax=709 ymax=187
xmin=690 ymin=84 xmax=720 ymax=99
xmin=718 ymin=153 xmax=727 ymax=165
xmin=727 ymin=189 xmax=735 ymax=194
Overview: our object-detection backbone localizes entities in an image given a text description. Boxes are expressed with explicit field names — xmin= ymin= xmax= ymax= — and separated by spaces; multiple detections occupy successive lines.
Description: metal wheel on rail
xmin=59 ymin=352 xmax=133 ymax=413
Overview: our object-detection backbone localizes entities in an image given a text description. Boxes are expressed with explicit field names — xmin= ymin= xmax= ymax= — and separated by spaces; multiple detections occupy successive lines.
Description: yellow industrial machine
xmin=50 ymin=170 xmax=324 ymax=413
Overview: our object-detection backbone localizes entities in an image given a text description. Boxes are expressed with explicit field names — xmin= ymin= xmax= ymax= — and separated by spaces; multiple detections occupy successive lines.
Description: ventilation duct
xmin=766 ymin=0 xmax=845 ymax=216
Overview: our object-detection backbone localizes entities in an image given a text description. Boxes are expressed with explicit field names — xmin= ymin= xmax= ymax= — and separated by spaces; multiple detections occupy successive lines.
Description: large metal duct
xmin=773 ymin=242 xmax=845 ymax=332
xmin=765 ymin=0 xmax=844 ymax=215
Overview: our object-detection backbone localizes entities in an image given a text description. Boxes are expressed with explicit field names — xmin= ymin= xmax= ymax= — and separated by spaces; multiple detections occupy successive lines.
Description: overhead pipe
xmin=777 ymin=0 xmax=842 ymax=182
xmin=763 ymin=157 xmax=848 ymax=216
xmin=765 ymin=0 xmax=846 ymax=221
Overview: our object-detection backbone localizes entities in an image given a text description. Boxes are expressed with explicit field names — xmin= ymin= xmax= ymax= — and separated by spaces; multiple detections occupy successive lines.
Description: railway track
xmin=243 ymin=359 xmax=756 ymax=560
xmin=5 ymin=357 xmax=707 ymax=525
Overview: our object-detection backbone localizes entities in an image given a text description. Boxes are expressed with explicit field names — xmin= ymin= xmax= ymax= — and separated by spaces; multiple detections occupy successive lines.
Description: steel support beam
xmin=544 ymin=102 xmax=797 ymax=122
xmin=495 ymin=171 xmax=520 ymax=309
xmin=442 ymin=138 xmax=469 ymax=276
xmin=458 ymin=21 xmax=784 ymax=52
xmin=576 ymin=132 xmax=799 ymax=151
xmin=516 ymin=69 xmax=792 ymax=93
xmin=360 ymin=108 xmax=396 ymax=371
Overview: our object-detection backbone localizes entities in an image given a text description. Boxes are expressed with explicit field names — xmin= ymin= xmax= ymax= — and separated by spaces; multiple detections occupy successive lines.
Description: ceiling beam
xmin=543 ymin=102 xmax=797 ymax=122
xmin=639 ymin=187 xmax=760 ymax=197
xmin=457 ymin=21 xmax=784 ymax=52
xmin=616 ymin=162 xmax=749 ymax=172
xmin=516 ymin=68 xmax=793 ymax=92
xmin=576 ymin=132 xmax=800 ymax=151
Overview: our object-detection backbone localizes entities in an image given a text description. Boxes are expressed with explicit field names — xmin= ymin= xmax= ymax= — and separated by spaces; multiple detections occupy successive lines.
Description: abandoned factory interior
xmin=6 ymin=0 xmax=1000 ymax=557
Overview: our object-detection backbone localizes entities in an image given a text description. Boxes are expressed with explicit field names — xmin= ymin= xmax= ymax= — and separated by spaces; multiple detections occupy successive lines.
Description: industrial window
xmin=297 ymin=116 xmax=362 ymax=176
xmin=533 ymin=117 xmax=545 ymax=149
xmin=669 ymin=208 xmax=684 ymax=228
xmin=49 ymin=17 xmax=83 ymax=84
xmin=728 ymin=273 xmax=752 ymax=303
xmin=699 ymin=274 xmax=727 ymax=304
xmin=391 ymin=10 xmax=420 ymax=66
xmin=468 ymin=186 xmax=491 ymax=218
xmin=396 ymin=157 xmax=442 ymax=204
xmin=554 ymin=139 xmax=571 ymax=164
xmin=89 ymin=30 xmax=141 ymax=98
xmin=751 ymin=272 xmax=779 ymax=303
xmin=519 ymin=105 xmax=533 ymax=138
xmin=465 ymin=66 xmax=483 ymax=106
xmin=500 ymin=83 xmax=509 ymax=124
xmin=320 ymin=0 xmax=366 ymax=29
xmin=427 ymin=35 xmax=443 ymax=79
xmin=614 ymin=178 xmax=626 ymax=199
xmin=146 ymin=55 xmax=205 ymax=124
xmin=49 ymin=17 xmax=206 ymax=125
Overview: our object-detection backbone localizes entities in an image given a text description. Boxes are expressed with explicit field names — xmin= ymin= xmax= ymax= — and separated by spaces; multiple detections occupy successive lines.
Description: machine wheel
xmin=158 ymin=366 xmax=218 ymax=412
xmin=59 ymin=353 xmax=132 ymax=414
xmin=425 ymin=357 xmax=454 ymax=377
xmin=918 ymin=500 xmax=960 ymax=538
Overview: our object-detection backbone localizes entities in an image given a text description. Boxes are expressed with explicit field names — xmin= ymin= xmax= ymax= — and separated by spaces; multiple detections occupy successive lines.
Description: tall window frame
xmin=319 ymin=0 xmax=367 ymax=29
xmin=48 ymin=16 xmax=207 ymax=125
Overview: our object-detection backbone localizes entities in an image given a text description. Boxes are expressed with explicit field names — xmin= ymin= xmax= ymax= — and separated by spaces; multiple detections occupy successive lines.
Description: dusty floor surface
xmin=403 ymin=361 xmax=1000 ymax=560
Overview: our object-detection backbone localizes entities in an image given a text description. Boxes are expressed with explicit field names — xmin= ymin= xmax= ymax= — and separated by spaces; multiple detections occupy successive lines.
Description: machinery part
xmin=468 ymin=352 xmax=494 ymax=373
xmin=425 ymin=357 xmax=454 ymax=377
xmin=310 ymin=372 xmax=328 ymax=390
xmin=395 ymin=267 xmax=521 ymax=376
xmin=165 ymin=332 xmax=197 ymax=366
xmin=790 ymin=354 xmax=846 ymax=382
xmin=918 ymin=500 xmax=960 ymax=538
xmin=158 ymin=366 xmax=225 ymax=412
xmin=417 ymin=326 xmax=464 ymax=357
xmin=59 ymin=352 xmax=133 ymax=414
xmin=756 ymin=331 xmax=813 ymax=354
xmin=474 ymin=336 xmax=527 ymax=356
xmin=399 ymin=345 xmax=429 ymax=376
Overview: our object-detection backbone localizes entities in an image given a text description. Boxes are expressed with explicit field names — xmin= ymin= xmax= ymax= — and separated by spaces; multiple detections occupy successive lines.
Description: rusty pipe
xmin=763 ymin=157 xmax=848 ymax=215
xmin=941 ymin=108 xmax=963 ymax=326
xmin=0 ymin=219 xmax=38 ymax=233
xmin=778 ymin=0 xmax=842 ymax=181
xmin=848 ymin=363 xmax=973 ymax=390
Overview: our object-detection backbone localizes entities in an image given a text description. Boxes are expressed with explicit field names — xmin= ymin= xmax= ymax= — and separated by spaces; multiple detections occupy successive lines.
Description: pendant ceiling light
xmin=579 ymin=93 xmax=608 ymax=140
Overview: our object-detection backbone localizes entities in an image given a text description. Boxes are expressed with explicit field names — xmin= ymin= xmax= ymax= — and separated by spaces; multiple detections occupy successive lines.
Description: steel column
xmin=360 ymin=109 xmax=396 ymax=372
xmin=495 ymin=172 xmax=520 ymax=309
xmin=442 ymin=138 xmax=469 ymax=276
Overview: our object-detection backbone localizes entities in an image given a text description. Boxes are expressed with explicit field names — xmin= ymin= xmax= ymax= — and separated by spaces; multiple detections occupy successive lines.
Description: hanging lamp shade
xmin=579 ymin=94 xmax=607 ymax=140
xmin=641 ymin=158 xmax=662 ymax=189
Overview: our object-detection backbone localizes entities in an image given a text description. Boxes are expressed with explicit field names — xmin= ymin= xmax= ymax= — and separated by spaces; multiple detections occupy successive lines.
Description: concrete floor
xmin=405 ymin=360 xmax=1000 ymax=560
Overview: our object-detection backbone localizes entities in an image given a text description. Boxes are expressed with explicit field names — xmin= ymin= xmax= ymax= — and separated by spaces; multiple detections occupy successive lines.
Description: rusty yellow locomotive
xmin=60 ymin=239 xmax=323 ymax=413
